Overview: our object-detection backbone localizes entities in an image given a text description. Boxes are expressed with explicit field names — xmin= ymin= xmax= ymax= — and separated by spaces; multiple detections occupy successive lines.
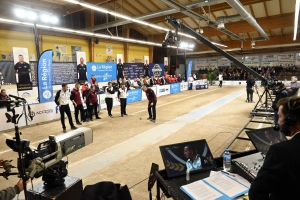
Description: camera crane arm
xmin=165 ymin=16 xmax=266 ymax=83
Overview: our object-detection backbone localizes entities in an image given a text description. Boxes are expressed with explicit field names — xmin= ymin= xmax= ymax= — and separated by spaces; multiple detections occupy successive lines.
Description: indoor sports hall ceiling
xmin=0 ymin=0 xmax=299 ymax=57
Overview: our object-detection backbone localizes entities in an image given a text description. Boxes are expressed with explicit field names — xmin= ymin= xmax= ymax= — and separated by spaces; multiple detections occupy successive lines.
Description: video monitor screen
xmin=159 ymin=139 xmax=216 ymax=178
xmin=246 ymin=127 xmax=287 ymax=154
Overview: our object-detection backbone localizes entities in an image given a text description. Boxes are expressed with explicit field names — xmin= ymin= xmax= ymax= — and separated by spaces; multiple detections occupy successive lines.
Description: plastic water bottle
xmin=186 ymin=169 xmax=190 ymax=181
xmin=223 ymin=149 xmax=231 ymax=171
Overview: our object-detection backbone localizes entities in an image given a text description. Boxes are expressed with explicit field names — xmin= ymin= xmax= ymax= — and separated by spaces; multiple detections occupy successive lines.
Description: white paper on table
xmin=203 ymin=172 xmax=248 ymax=198
xmin=181 ymin=180 xmax=222 ymax=200
xmin=209 ymin=171 xmax=218 ymax=177
xmin=231 ymin=173 xmax=251 ymax=188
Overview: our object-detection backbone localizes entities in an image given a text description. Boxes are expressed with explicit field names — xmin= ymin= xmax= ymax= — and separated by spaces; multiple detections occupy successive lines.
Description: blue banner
xmin=38 ymin=50 xmax=53 ymax=103
xmin=123 ymin=63 xmax=144 ymax=79
xmin=87 ymin=62 xmax=116 ymax=82
xmin=149 ymin=63 xmax=164 ymax=77
xmin=170 ymin=83 xmax=180 ymax=94
xmin=127 ymin=89 xmax=142 ymax=104
xmin=187 ymin=60 xmax=193 ymax=81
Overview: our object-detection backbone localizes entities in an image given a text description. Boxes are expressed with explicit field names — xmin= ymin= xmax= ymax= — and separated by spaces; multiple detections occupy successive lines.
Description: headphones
xmin=284 ymin=97 xmax=300 ymax=126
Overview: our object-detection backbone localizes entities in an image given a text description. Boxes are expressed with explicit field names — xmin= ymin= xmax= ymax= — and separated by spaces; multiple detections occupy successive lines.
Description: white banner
xmin=145 ymin=56 xmax=150 ymax=64
xmin=27 ymin=102 xmax=60 ymax=125
xmin=243 ymin=62 xmax=260 ymax=67
xmin=278 ymin=54 xmax=294 ymax=61
xmin=116 ymin=54 xmax=123 ymax=63
xmin=207 ymin=58 xmax=218 ymax=63
xmin=213 ymin=80 xmax=262 ymax=86
xmin=261 ymin=61 xmax=278 ymax=67
xmin=262 ymin=54 xmax=277 ymax=61
xmin=76 ymin=52 xmax=87 ymax=64
xmin=156 ymin=85 xmax=170 ymax=97
xmin=0 ymin=106 xmax=27 ymax=131
xmin=218 ymin=58 xmax=230 ymax=63
xmin=163 ymin=57 xmax=168 ymax=66
xmin=245 ymin=56 xmax=259 ymax=62
xmin=278 ymin=60 xmax=295 ymax=66
xmin=234 ymin=56 xmax=244 ymax=62
xmin=180 ymin=82 xmax=188 ymax=91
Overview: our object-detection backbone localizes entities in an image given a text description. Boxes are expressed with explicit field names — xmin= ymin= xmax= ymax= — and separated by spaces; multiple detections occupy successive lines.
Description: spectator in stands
xmin=188 ymin=74 xmax=194 ymax=90
xmin=156 ymin=77 xmax=162 ymax=85
xmin=149 ymin=76 xmax=156 ymax=86
xmin=193 ymin=73 xmax=197 ymax=80
xmin=292 ymin=65 xmax=297 ymax=74
xmin=137 ymin=78 xmax=142 ymax=87
xmin=167 ymin=75 xmax=173 ymax=84
xmin=94 ymin=81 xmax=104 ymax=94
xmin=111 ymin=79 xmax=119 ymax=91
xmin=118 ymin=78 xmax=123 ymax=87
xmin=143 ymin=76 xmax=150 ymax=87
xmin=90 ymin=75 xmax=96 ymax=85
xmin=132 ymin=78 xmax=140 ymax=89
xmin=81 ymin=81 xmax=88 ymax=94
xmin=87 ymin=85 xmax=100 ymax=121
xmin=173 ymin=75 xmax=178 ymax=83
xmin=0 ymin=89 xmax=9 ymax=108
xmin=160 ymin=76 xmax=165 ymax=85
xmin=287 ymin=76 xmax=300 ymax=97
xmin=177 ymin=74 xmax=182 ymax=82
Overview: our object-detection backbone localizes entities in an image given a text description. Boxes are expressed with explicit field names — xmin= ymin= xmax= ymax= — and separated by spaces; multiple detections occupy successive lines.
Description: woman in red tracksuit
xmin=87 ymin=85 xmax=101 ymax=121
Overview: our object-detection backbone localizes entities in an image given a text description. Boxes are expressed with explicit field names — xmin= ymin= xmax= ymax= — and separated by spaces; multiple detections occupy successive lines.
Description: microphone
xmin=8 ymin=94 xmax=25 ymax=101
xmin=28 ymin=105 xmax=33 ymax=120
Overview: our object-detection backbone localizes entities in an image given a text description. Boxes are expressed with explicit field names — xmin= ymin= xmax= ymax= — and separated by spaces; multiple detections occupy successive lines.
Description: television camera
xmin=5 ymin=128 xmax=93 ymax=186
xmin=0 ymin=95 xmax=93 ymax=200
xmin=162 ymin=28 xmax=180 ymax=48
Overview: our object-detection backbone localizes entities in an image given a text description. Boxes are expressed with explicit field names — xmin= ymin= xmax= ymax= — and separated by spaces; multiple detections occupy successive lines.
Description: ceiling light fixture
xmin=211 ymin=42 xmax=227 ymax=48
xmin=0 ymin=17 xmax=194 ymax=51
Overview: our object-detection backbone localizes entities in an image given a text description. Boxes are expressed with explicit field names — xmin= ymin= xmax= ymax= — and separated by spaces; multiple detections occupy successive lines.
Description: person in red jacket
xmin=156 ymin=77 xmax=162 ymax=85
xmin=87 ymin=85 xmax=100 ymax=121
xmin=142 ymin=86 xmax=157 ymax=123
xmin=90 ymin=75 xmax=96 ymax=85
xmin=167 ymin=75 xmax=173 ymax=83
xmin=70 ymin=83 xmax=85 ymax=125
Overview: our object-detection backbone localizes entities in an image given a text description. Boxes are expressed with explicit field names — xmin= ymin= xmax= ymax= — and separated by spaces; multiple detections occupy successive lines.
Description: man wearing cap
xmin=286 ymin=76 xmax=300 ymax=97
xmin=142 ymin=86 xmax=157 ymax=123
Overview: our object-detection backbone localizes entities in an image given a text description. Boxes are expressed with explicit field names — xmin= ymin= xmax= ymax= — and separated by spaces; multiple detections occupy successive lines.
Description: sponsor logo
xmin=21 ymin=92 xmax=31 ymax=99
xmin=43 ymin=90 xmax=52 ymax=99
xmin=32 ymin=109 xmax=54 ymax=117
xmin=92 ymin=65 xmax=97 ymax=71
xmin=152 ymin=64 xmax=162 ymax=77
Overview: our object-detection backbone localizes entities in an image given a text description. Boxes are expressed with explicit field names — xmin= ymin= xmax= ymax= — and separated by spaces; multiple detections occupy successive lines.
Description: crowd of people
xmin=197 ymin=65 xmax=298 ymax=81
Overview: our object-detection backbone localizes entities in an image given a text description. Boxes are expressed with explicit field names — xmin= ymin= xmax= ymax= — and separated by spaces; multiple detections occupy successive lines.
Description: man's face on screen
xmin=184 ymin=147 xmax=193 ymax=159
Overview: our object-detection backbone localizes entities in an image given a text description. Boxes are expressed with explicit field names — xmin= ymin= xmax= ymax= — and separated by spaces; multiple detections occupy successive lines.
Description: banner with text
xmin=123 ymin=63 xmax=144 ymax=79
xmin=149 ymin=63 xmax=164 ymax=77
xmin=87 ymin=62 xmax=116 ymax=82
xmin=170 ymin=83 xmax=180 ymax=94
xmin=38 ymin=50 xmax=53 ymax=103
xmin=127 ymin=89 xmax=142 ymax=103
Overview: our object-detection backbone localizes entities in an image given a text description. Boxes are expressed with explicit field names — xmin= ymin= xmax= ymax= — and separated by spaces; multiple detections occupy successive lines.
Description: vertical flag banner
xmin=186 ymin=61 xmax=193 ymax=81
xmin=38 ymin=50 xmax=53 ymax=103
xmin=86 ymin=62 xmax=117 ymax=82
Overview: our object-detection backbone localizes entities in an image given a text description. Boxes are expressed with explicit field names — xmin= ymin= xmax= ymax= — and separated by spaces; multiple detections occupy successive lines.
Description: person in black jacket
xmin=249 ymin=97 xmax=300 ymax=200
xmin=0 ymin=89 xmax=9 ymax=108
xmin=246 ymin=75 xmax=255 ymax=103
xmin=272 ymin=82 xmax=288 ymax=128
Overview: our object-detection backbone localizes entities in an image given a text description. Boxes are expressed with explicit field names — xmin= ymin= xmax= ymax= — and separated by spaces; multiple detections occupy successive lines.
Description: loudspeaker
xmin=95 ymin=39 xmax=99 ymax=44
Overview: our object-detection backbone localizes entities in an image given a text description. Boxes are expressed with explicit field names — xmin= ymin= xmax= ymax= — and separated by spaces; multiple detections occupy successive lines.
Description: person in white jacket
xmin=188 ymin=74 xmax=194 ymax=90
